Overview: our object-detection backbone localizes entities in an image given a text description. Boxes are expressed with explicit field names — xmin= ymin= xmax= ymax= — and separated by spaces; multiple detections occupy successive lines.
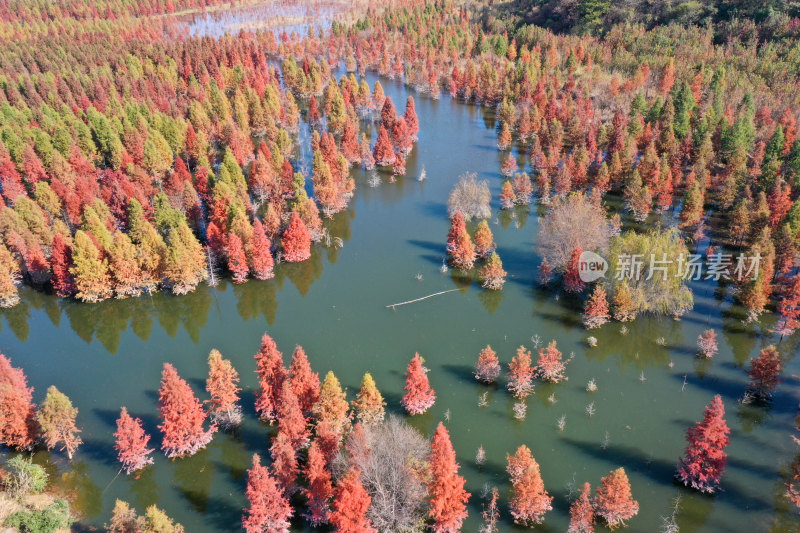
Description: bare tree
xmin=334 ymin=416 xmax=429 ymax=532
xmin=537 ymin=193 xmax=614 ymax=270
xmin=447 ymin=172 xmax=491 ymax=220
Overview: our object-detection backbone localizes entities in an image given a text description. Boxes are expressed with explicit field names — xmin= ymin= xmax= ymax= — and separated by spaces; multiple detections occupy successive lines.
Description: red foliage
xmin=404 ymin=96 xmax=419 ymax=140
xmin=746 ymin=345 xmax=782 ymax=400
xmin=0 ymin=353 xmax=38 ymax=450
xmin=593 ymin=468 xmax=639 ymax=528
xmin=428 ymin=423 xmax=470 ymax=533
xmin=538 ymin=258 xmax=553 ymax=285
xmin=289 ymin=345 xmax=320 ymax=416
xmin=158 ymin=363 xmax=214 ymax=458
xmin=50 ymin=234 xmax=76 ymax=297
xmin=507 ymin=445 xmax=552 ymax=526
xmin=243 ymin=454 xmax=293 ymax=533
xmin=226 ymin=233 xmax=249 ymax=284
xmin=270 ymin=430 xmax=299 ymax=494
xmin=776 ymin=275 xmax=800 ymax=337
xmin=206 ymin=349 xmax=241 ymax=428
xmin=507 ymin=345 xmax=534 ymax=399
xmin=446 ymin=212 xmax=476 ymax=270
xmin=282 ymin=211 xmax=311 ymax=263
xmin=534 ymin=340 xmax=569 ymax=383
xmin=676 ymin=395 xmax=730 ymax=493
xmin=401 ymin=353 xmax=436 ymax=415
xmin=568 ymin=482 xmax=594 ymax=533
xmin=583 ymin=284 xmax=609 ymax=329
xmin=249 ymin=218 xmax=274 ymax=280
xmin=114 ymin=406 xmax=154 ymax=474
xmin=564 ymin=246 xmax=585 ymax=293
xmin=329 ymin=467 xmax=376 ymax=533
xmin=474 ymin=345 xmax=500 ymax=383
xmin=276 ymin=382 xmax=310 ymax=450
xmin=380 ymin=97 xmax=397 ymax=129
xmin=697 ymin=329 xmax=718 ymax=358
xmin=372 ymin=125 xmax=396 ymax=167
xmin=254 ymin=333 xmax=287 ymax=424
xmin=303 ymin=440 xmax=333 ymax=526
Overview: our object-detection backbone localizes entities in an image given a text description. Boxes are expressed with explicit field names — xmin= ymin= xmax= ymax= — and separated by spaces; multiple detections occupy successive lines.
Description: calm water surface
xmin=1 ymin=68 xmax=799 ymax=532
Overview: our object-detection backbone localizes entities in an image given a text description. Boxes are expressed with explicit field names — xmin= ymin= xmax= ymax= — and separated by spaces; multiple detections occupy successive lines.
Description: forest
xmin=0 ymin=0 xmax=799 ymax=530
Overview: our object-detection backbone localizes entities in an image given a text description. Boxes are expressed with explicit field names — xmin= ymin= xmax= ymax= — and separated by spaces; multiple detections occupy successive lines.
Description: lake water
xmin=1 ymin=59 xmax=799 ymax=533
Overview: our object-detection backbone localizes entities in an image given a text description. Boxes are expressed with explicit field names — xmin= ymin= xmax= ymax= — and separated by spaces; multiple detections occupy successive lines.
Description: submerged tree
xmin=243 ymin=454 xmax=293 ymax=533
xmin=158 ymin=363 xmax=214 ymax=458
xmin=428 ymin=423 xmax=470 ymax=533
xmin=254 ymin=334 xmax=287 ymax=424
xmin=206 ymin=349 xmax=242 ymax=429
xmin=534 ymin=340 xmax=569 ymax=383
xmin=114 ymin=407 xmax=155 ymax=474
xmin=330 ymin=467 xmax=377 ymax=532
xmin=38 ymin=386 xmax=82 ymax=460
xmin=507 ymin=445 xmax=552 ymax=526
xmin=352 ymin=373 xmax=386 ymax=426
xmin=507 ymin=346 xmax=534 ymax=399
xmin=568 ymin=482 xmax=595 ymax=533
xmin=475 ymin=345 xmax=501 ymax=384
xmin=676 ymin=395 xmax=730 ymax=493
xmin=303 ymin=440 xmax=333 ymax=526
xmin=402 ymin=353 xmax=436 ymax=415
xmin=583 ymin=285 xmax=610 ymax=329
xmin=479 ymin=252 xmax=507 ymax=290
xmin=746 ymin=345 xmax=782 ymax=400
xmin=697 ymin=329 xmax=719 ymax=358
xmin=593 ymin=468 xmax=639 ymax=528
xmin=0 ymin=353 xmax=38 ymax=450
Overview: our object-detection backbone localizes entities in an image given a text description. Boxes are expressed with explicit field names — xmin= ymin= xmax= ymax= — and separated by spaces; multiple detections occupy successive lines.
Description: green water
xmin=1 ymin=74 xmax=799 ymax=533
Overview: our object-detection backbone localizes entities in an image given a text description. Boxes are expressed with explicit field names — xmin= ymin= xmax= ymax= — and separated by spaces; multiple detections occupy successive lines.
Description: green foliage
xmin=4 ymin=499 xmax=72 ymax=533
xmin=3 ymin=456 xmax=48 ymax=498
xmin=607 ymin=228 xmax=694 ymax=318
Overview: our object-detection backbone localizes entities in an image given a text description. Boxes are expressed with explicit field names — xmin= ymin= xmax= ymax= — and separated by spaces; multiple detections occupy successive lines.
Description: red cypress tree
xmin=227 ymin=233 xmax=249 ymax=283
xmin=402 ymin=353 xmax=436 ymax=415
xmin=50 ymin=234 xmax=76 ymax=297
xmin=776 ymin=275 xmax=800 ymax=337
xmin=380 ymin=97 xmax=397 ymax=129
xmin=206 ymin=349 xmax=242 ymax=429
xmin=158 ymin=363 xmax=214 ymax=458
xmin=372 ymin=125 xmax=396 ymax=167
xmin=303 ymin=440 xmax=333 ymax=526
xmin=114 ymin=406 xmax=155 ymax=474
xmin=535 ymin=340 xmax=569 ymax=383
xmin=676 ymin=395 xmax=730 ymax=493
xmin=289 ymin=345 xmax=320 ymax=416
xmin=254 ymin=333 xmax=287 ymax=424
xmin=446 ymin=214 xmax=476 ymax=271
xmin=0 ymin=353 xmax=38 ymax=450
xmin=593 ymin=468 xmax=639 ymax=528
xmin=746 ymin=345 xmax=782 ymax=400
xmin=282 ymin=211 xmax=311 ymax=263
xmin=564 ymin=246 xmax=585 ymax=293
xmin=697 ymin=329 xmax=719 ymax=358
xmin=475 ymin=345 xmax=501 ymax=384
xmin=391 ymin=117 xmax=412 ymax=155
xmin=404 ymin=96 xmax=419 ymax=140
xmin=507 ymin=346 xmax=534 ymax=399
xmin=568 ymin=482 xmax=594 ymax=533
xmin=507 ymin=445 xmax=552 ymax=526
xmin=249 ymin=218 xmax=274 ymax=280
xmin=479 ymin=252 xmax=507 ymax=290
xmin=330 ymin=467 xmax=376 ymax=533
xmin=583 ymin=285 xmax=610 ymax=329
xmin=428 ymin=423 xmax=470 ymax=533
xmin=243 ymin=454 xmax=293 ymax=533
xmin=276 ymin=381 xmax=310 ymax=450
xmin=270 ymin=430 xmax=299 ymax=494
